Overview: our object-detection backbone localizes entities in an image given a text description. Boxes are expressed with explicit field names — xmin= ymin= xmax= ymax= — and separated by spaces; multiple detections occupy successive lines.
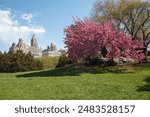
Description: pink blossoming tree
xmin=64 ymin=18 xmax=145 ymax=63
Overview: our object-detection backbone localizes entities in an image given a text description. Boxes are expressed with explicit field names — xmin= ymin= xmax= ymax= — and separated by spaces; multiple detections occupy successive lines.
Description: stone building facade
xmin=9 ymin=35 xmax=61 ymax=58
xmin=42 ymin=43 xmax=61 ymax=57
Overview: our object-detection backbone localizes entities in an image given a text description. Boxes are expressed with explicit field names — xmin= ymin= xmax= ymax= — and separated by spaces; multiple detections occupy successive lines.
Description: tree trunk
xmin=143 ymin=46 xmax=148 ymax=62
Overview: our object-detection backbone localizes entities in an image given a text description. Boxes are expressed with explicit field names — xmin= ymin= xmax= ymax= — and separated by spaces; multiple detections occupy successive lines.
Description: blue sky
xmin=0 ymin=0 xmax=95 ymax=52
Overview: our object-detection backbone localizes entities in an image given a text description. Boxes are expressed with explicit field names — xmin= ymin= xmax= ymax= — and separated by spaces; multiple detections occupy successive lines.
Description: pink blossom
xmin=64 ymin=18 xmax=145 ymax=62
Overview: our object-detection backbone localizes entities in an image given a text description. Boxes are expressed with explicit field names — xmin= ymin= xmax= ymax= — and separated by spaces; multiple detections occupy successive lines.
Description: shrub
xmin=0 ymin=50 xmax=43 ymax=72
xmin=56 ymin=54 xmax=72 ymax=67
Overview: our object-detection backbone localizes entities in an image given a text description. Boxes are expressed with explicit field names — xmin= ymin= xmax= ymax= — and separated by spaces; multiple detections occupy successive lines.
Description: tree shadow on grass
xmin=17 ymin=65 xmax=80 ymax=78
xmin=137 ymin=77 xmax=150 ymax=92
xmin=16 ymin=64 xmax=133 ymax=78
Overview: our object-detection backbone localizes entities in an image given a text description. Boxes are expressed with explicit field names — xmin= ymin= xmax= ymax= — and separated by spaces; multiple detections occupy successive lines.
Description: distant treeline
xmin=0 ymin=51 xmax=43 ymax=72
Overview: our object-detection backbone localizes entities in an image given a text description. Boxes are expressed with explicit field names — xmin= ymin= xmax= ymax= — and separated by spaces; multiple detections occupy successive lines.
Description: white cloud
xmin=20 ymin=26 xmax=46 ymax=34
xmin=21 ymin=13 xmax=33 ymax=21
xmin=0 ymin=10 xmax=46 ymax=45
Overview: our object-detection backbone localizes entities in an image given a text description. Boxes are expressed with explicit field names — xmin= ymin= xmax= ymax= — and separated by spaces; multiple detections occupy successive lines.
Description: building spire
xmin=31 ymin=34 xmax=38 ymax=47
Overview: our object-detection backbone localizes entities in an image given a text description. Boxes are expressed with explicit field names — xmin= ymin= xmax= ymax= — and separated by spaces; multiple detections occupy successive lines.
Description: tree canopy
xmin=91 ymin=0 xmax=150 ymax=55
xmin=0 ymin=51 xmax=43 ymax=72
xmin=64 ymin=18 xmax=144 ymax=63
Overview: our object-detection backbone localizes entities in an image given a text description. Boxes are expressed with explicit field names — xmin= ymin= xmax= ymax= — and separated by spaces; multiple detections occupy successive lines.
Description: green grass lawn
xmin=0 ymin=64 xmax=150 ymax=100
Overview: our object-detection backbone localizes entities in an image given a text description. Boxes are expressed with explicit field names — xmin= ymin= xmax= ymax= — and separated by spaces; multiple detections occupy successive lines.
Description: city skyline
xmin=0 ymin=0 xmax=95 ymax=52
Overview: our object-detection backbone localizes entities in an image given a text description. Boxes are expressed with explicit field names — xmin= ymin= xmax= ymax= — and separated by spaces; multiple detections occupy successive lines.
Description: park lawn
xmin=0 ymin=64 xmax=150 ymax=100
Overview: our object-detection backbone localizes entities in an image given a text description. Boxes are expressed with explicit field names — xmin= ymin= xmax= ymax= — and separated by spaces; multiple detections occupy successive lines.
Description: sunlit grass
xmin=0 ymin=63 xmax=150 ymax=100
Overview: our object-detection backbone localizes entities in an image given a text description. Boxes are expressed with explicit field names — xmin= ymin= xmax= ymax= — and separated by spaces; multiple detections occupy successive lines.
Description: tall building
xmin=9 ymin=35 xmax=61 ymax=58
xmin=31 ymin=34 xmax=38 ymax=47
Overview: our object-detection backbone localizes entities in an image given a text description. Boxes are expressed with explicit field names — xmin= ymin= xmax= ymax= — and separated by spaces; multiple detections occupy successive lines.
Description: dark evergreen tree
xmin=0 ymin=50 xmax=43 ymax=72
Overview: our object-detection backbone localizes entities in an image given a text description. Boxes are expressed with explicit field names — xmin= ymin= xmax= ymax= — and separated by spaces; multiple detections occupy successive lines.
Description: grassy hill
xmin=37 ymin=56 xmax=60 ymax=69
xmin=0 ymin=64 xmax=150 ymax=100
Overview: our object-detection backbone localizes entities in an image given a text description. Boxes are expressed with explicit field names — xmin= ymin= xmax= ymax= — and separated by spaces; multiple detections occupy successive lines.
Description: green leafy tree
xmin=91 ymin=0 xmax=150 ymax=57
xmin=0 ymin=51 xmax=43 ymax=73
